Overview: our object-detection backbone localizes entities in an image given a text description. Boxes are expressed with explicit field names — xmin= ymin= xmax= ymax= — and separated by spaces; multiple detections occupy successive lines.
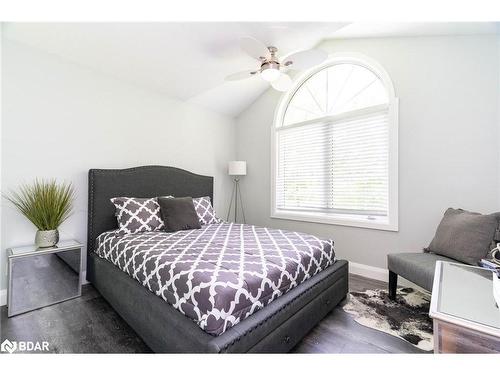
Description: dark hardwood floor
xmin=0 ymin=274 xmax=424 ymax=354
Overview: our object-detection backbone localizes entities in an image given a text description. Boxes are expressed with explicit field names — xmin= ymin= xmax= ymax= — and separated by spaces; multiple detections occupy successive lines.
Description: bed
xmin=87 ymin=166 xmax=348 ymax=353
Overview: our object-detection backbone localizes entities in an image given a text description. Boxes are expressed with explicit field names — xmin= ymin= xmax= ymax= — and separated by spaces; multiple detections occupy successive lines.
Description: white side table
xmin=7 ymin=240 xmax=84 ymax=317
xmin=429 ymin=261 xmax=500 ymax=353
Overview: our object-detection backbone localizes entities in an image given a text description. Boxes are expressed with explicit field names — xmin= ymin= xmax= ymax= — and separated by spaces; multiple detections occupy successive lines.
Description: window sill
xmin=270 ymin=209 xmax=398 ymax=232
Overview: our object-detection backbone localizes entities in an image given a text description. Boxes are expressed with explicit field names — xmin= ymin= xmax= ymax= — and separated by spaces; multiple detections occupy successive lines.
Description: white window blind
xmin=276 ymin=105 xmax=389 ymax=217
xmin=273 ymin=59 xmax=398 ymax=230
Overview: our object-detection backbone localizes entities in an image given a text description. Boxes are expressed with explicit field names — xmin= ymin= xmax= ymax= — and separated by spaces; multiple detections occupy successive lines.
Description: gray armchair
xmin=387 ymin=208 xmax=500 ymax=300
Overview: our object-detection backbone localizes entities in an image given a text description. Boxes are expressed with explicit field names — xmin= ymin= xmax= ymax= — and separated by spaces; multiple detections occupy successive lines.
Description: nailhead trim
xmin=87 ymin=165 xmax=213 ymax=255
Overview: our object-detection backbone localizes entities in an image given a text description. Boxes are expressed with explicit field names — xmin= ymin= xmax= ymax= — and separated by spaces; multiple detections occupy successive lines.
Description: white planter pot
xmin=35 ymin=229 xmax=59 ymax=248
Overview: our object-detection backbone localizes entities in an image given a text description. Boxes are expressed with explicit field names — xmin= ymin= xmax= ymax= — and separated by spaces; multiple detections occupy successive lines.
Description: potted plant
xmin=5 ymin=179 xmax=75 ymax=248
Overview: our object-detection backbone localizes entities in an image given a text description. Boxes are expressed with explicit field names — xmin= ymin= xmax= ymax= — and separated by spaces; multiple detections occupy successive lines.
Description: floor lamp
xmin=227 ymin=161 xmax=246 ymax=223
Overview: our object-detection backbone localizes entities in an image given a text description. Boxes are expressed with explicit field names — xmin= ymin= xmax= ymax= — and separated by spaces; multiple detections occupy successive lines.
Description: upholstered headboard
xmin=87 ymin=166 xmax=213 ymax=279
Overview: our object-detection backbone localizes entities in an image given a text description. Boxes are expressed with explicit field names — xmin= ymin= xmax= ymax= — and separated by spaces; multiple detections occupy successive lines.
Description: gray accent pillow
xmin=425 ymin=208 xmax=500 ymax=265
xmin=158 ymin=196 xmax=201 ymax=232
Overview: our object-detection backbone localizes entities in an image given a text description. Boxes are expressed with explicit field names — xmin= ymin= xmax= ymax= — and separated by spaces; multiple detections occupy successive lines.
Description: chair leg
xmin=389 ymin=271 xmax=397 ymax=300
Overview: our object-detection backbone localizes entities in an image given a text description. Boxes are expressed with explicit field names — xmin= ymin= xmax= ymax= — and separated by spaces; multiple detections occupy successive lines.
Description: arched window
xmin=272 ymin=54 xmax=398 ymax=231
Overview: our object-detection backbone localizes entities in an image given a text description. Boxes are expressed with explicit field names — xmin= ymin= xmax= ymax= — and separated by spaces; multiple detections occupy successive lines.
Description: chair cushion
xmin=387 ymin=252 xmax=456 ymax=291
xmin=425 ymin=208 xmax=500 ymax=265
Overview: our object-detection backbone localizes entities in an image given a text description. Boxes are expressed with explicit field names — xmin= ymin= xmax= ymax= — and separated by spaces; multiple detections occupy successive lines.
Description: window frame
xmin=270 ymin=53 xmax=399 ymax=231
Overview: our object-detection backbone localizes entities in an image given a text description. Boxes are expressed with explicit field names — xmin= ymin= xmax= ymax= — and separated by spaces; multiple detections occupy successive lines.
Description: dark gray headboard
xmin=87 ymin=165 xmax=213 ymax=268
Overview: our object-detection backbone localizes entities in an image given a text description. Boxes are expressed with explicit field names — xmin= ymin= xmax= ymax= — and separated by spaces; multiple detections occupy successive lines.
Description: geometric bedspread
xmin=95 ymin=222 xmax=336 ymax=336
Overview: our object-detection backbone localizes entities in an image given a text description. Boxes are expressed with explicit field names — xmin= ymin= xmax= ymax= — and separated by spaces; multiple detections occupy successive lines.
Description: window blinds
xmin=276 ymin=106 xmax=389 ymax=217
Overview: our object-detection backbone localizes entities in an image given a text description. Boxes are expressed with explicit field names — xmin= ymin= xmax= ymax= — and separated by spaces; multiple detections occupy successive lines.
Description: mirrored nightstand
xmin=7 ymin=240 xmax=84 ymax=317
xmin=429 ymin=261 xmax=500 ymax=353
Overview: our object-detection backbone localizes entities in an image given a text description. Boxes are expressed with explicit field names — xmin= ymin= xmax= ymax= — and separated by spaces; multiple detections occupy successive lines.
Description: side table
xmin=7 ymin=240 xmax=84 ymax=317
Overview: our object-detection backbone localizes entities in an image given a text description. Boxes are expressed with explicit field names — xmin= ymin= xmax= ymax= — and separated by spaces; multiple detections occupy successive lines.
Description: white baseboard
xmin=349 ymin=261 xmax=388 ymax=282
xmin=0 ymin=263 xmax=426 ymax=308
xmin=349 ymin=261 xmax=429 ymax=294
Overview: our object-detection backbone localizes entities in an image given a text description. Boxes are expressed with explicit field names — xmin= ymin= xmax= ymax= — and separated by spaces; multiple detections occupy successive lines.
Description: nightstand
xmin=7 ymin=240 xmax=84 ymax=317
xmin=429 ymin=261 xmax=500 ymax=353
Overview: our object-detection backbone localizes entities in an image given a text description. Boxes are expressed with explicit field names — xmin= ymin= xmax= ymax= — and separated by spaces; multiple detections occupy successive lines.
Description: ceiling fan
xmin=225 ymin=37 xmax=328 ymax=92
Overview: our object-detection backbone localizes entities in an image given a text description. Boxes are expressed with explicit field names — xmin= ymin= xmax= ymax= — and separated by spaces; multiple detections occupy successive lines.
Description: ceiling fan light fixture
xmin=260 ymin=61 xmax=281 ymax=82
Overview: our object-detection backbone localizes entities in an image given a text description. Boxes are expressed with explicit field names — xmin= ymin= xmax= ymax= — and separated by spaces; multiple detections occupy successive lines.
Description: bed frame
xmin=87 ymin=165 xmax=349 ymax=353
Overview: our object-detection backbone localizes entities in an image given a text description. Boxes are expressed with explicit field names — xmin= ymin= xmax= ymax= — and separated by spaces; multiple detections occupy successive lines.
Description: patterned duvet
xmin=95 ymin=222 xmax=336 ymax=336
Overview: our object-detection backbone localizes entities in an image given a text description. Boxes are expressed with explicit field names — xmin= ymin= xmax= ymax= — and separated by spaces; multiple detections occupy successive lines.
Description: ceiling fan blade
xmin=271 ymin=73 xmax=292 ymax=92
xmin=225 ymin=70 xmax=258 ymax=81
xmin=282 ymin=49 xmax=328 ymax=70
xmin=240 ymin=37 xmax=270 ymax=60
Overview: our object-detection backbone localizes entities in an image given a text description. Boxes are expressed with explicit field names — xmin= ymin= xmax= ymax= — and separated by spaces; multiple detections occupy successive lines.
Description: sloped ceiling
xmin=3 ymin=22 xmax=347 ymax=117
xmin=3 ymin=22 xmax=498 ymax=117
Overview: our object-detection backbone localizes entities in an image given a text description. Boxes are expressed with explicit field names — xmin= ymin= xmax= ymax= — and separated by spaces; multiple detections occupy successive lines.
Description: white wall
xmin=235 ymin=35 xmax=500 ymax=271
xmin=0 ymin=24 xmax=4 ymax=304
xmin=2 ymin=34 xmax=499 ymax=296
xmin=0 ymin=40 xmax=236 ymax=292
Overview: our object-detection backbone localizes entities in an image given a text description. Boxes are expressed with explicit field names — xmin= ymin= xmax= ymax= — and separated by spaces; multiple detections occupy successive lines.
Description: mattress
xmin=95 ymin=222 xmax=336 ymax=336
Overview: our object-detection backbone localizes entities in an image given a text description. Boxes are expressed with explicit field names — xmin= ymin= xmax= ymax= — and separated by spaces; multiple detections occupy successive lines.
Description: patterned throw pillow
xmin=111 ymin=197 xmax=164 ymax=235
xmin=192 ymin=196 xmax=221 ymax=225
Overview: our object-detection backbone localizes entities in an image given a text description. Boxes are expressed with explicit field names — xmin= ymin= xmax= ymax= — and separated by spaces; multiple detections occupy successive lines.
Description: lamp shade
xmin=228 ymin=161 xmax=247 ymax=176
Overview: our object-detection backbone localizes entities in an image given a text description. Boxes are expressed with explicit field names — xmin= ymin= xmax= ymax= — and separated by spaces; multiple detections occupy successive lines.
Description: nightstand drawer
xmin=434 ymin=319 xmax=500 ymax=353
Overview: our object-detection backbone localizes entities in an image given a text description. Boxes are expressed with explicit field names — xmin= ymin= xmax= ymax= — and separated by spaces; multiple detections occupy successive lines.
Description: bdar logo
xmin=0 ymin=339 xmax=49 ymax=353
xmin=1 ymin=339 xmax=17 ymax=353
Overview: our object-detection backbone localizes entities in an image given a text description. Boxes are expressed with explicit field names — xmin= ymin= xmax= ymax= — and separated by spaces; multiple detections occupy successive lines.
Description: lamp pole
xmin=227 ymin=161 xmax=247 ymax=223
xmin=234 ymin=178 xmax=239 ymax=223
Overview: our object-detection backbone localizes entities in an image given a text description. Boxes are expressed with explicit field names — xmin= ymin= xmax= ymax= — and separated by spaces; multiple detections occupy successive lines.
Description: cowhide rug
xmin=342 ymin=287 xmax=434 ymax=351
